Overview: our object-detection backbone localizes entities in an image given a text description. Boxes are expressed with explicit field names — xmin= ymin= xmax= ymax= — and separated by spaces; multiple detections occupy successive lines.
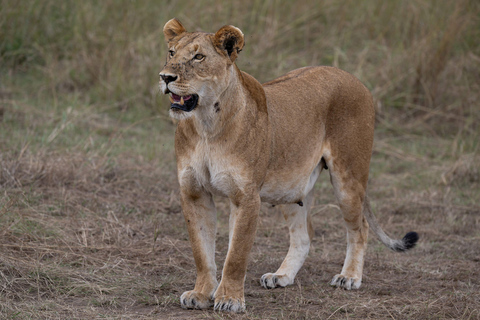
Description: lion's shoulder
xmin=240 ymin=70 xmax=267 ymax=113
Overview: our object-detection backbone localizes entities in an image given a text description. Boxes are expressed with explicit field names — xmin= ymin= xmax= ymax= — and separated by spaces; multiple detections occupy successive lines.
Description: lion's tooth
xmin=180 ymin=96 xmax=184 ymax=105
xmin=169 ymin=95 xmax=174 ymax=103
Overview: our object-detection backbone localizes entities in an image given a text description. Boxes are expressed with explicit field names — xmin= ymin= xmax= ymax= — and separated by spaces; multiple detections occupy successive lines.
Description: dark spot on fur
xmin=214 ymin=102 xmax=220 ymax=113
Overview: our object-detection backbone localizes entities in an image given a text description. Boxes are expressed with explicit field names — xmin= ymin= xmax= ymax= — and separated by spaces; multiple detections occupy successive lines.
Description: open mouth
xmin=169 ymin=93 xmax=199 ymax=112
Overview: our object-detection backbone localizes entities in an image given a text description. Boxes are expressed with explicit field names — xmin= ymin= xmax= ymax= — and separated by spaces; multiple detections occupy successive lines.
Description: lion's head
xmin=159 ymin=19 xmax=245 ymax=120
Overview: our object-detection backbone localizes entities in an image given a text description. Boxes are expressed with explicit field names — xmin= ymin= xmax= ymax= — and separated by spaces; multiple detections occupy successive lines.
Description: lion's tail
xmin=363 ymin=196 xmax=419 ymax=252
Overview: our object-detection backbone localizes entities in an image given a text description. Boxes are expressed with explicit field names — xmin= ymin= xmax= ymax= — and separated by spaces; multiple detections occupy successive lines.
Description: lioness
xmin=159 ymin=18 xmax=418 ymax=313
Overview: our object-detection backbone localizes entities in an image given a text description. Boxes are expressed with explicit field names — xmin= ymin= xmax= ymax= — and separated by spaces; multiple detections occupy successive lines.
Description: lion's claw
xmin=260 ymin=273 xmax=293 ymax=289
xmin=214 ymin=296 xmax=245 ymax=313
xmin=180 ymin=290 xmax=213 ymax=309
xmin=329 ymin=274 xmax=361 ymax=290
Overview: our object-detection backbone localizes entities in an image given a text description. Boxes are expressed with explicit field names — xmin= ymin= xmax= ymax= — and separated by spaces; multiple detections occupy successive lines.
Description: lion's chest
xmin=178 ymin=141 xmax=246 ymax=198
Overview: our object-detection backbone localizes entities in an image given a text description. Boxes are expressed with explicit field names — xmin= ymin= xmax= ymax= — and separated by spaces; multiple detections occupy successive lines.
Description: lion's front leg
xmin=214 ymin=193 xmax=260 ymax=313
xmin=180 ymin=190 xmax=218 ymax=310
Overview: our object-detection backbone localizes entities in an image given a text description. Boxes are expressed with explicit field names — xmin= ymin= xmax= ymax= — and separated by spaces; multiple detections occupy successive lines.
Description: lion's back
xmin=262 ymin=65 xmax=374 ymax=134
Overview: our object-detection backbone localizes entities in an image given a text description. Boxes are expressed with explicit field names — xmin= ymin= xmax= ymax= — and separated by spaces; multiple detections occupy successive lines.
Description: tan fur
xmin=159 ymin=18 xmax=399 ymax=312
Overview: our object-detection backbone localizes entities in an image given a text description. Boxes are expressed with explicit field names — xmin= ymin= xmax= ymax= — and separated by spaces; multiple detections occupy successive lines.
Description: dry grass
xmin=1 ymin=148 xmax=479 ymax=319
xmin=1 ymin=0 xmax=480 ymax=319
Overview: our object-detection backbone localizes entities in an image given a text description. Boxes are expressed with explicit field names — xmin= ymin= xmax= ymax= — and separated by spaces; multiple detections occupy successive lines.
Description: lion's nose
xmin=160 ymin=73 xmax=178 ymax=84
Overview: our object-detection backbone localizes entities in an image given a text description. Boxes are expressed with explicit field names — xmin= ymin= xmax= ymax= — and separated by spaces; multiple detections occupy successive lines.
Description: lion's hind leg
xmin=260 ymin=189 xmax=314 ymax=289
xmin=327 ymin=156 xmax=370 ymax=290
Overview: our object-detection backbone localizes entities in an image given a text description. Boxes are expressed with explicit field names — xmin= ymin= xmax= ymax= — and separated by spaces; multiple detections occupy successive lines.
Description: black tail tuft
xmin=403 ymin=231 xmax=419 ymax=250
xmin=393 ymin=231 xmax=419 ymax=252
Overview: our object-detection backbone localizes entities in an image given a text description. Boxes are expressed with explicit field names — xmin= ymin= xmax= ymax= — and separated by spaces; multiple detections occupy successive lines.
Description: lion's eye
xmin=194 ymin=54 xmax=205 ymax=61
xmin=169 ymin=50 xmax=175 ymax=57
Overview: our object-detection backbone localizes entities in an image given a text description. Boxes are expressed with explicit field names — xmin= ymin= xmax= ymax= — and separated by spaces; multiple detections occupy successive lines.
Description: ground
xmin=1 ymin=133 xmax=479 ymax=319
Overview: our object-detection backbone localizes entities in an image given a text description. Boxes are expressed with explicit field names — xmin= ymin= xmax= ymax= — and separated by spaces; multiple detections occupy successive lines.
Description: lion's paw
xmin=213 ymin=296 xmax=245 ymax=313
xmin=329 ymin=274 xmax=362 ymax=290
xmin=180 ymin=290 xmax=213 ymax=310
xmin=260 ymin=273 xmax=293 ymax=289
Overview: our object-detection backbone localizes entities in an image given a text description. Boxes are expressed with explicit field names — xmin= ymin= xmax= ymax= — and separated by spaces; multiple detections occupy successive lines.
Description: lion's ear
xmin=163 ymin=18 xmax=187 ymax=43
xmin=214 ymin=25 xmax=245 ymax=62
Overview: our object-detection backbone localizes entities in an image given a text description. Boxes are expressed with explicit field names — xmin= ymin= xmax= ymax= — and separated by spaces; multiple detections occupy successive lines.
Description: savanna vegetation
xmin=1 ymin=0 xmax=479 ymax=319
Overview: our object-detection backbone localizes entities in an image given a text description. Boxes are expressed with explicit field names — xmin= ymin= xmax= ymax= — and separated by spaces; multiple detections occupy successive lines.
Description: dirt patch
xmin=1 ymin=151 xmax=479 ymax=319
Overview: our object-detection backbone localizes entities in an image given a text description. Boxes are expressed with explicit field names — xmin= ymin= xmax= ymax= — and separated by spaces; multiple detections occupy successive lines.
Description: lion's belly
xmin=259 ymin=165 xmax=320 ymax=205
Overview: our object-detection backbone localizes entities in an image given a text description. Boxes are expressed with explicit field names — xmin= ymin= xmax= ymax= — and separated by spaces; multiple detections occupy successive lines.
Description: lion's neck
xmin=192 ymin=65 xmax=247 ymax=139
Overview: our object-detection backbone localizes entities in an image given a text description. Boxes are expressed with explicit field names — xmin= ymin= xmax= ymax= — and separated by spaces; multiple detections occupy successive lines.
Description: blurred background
xmin=2 ymin=0 xmax=479 ymax=135
xmin=1 ymin=1 xmax=479 ymax=318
